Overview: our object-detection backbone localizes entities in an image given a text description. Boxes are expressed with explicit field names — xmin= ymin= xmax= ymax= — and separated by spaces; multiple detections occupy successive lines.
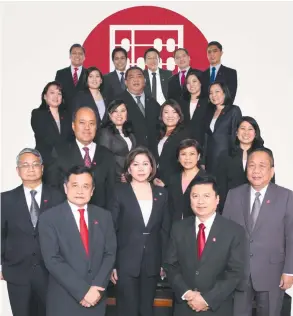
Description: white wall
xmin=1 ymin=2 xmax=292 ymax=315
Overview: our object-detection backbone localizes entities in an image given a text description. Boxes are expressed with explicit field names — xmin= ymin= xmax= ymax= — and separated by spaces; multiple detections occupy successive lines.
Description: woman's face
xmin=109 ymin=104 xmax=127 ymax=127
xmin=186 ymin=74 xmax=201 ymax=95
xmin=162 ymin=105 xmax=180 ymax=128
xmin=44 ymin=85 xmax=62 ymax=108
xmin=178 ymin=146 xmax=199 ymax=170
xmin=87 ymin=70 xmax=102 ymax=90
xmin=237 ymin=121 xmax=256 ymax=146
xmin=128 ymin=154 xmax=152 ymax=183
xmin=209 ymin=84 xmax=225 ymax=106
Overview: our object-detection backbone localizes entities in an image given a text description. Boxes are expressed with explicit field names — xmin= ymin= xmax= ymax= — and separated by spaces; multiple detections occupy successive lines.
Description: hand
xmin=183 ymin=290 xmax=195 ymax=301
xmin=0 ymin=272 xmax=4 ymax=280
xmin=120 ymin=174 xmax=127 ymax=183
xmin=160 ymin=267 xmax=166 ymax=280
xmin=187 ymin=291 xmax=209 ymax=312
xmin=80 ymin=299 xmax=91 ymax=308
xmin=111 ymin=269 xmax=118 ymax=285
xmin=279 ymin=274 xmax=293 ymax=290
xmin=153 ymin=178 xmax=165 ymax=187
xmin=84 ymin=286 xmax=104 ymax=306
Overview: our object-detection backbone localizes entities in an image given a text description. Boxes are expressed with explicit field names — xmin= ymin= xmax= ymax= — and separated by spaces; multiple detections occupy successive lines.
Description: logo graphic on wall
xmin=83 ymin=6 xmax=209 ymax=74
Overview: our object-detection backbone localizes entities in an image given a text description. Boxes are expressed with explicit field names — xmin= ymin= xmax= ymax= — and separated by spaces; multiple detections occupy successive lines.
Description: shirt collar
xmin=23 ymin=183 xmax=42 ymax=195
xmin=148 ymin=68 xmax=159 ymax=75
xmin=250 ymin=184 xmax=269 ymax=197
xmin=180 ymin=66 xmax=190 ymax=74
xmin=128 ymin=91 xmax=145 ymax=99
xmin=116 ymin=69 xmax=126 ymax=76
xmin=210 ymin=64 xmax=221 ymax=72
xmin=68 ymin=200 xmax=88 ymax=212
xmin=75 ymin=139 xmax=95 ymax=151
xmin=71 ymin=65 xmax=82 ymax=71
xmin=195 ymin=212 xmax=216 ymax=228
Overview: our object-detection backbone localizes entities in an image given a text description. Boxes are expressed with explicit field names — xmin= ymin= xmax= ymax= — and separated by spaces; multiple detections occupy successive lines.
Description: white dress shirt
xmin=129 ymin=91 xmax=145 ymax=108
xmin=210 ymin=64 xmax=221 ymax=78
xmin=190 ymin=99 xmax=199 ymax=119
xmin=138 ymin=200 xmax=153 ymax=226
xmin=158 ymin=136 xmax=168 ymax=156
xmin=210 ymin=118 xmax=217 ymax=132
xmin=68 ymin=201 xmax=89 ymax=231
xmin=76 ymin=139 xmax=96 ymax=162
xmin=242 ymin=159 xmax=247 ymax=171
xmin=148 ymin=68 xmax=166 ymax=105
xmin=119 ymin=130 xmax=132 ymax=151
xmin=23 ymin=183 xmax=42 ymax=210
xmin=71 ymin=65 xmax=82 ymax=79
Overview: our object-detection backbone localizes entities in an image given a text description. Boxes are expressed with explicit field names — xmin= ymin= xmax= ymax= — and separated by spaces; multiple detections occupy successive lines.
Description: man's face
xmin=207 ymin=45 xmax=222 ymax=66
xmin=113 ymin=51 xmax=127 ymax=71
xmin=17 ymin=153 xmax=43 ymax=183
xmin=125 ymin=69 xmax=145 ymax=95
xmin=174 ymin=49 xmax=190 ymax=70
xmin=70 ymin=47 xmax=85 ymax=67
xmin=64 ymin=173 xmax=94 ymax=207
xmin=145 ymin=51 xmax=159 ymax=72
xmin=72 ymin=108 xmax=97 ymax=145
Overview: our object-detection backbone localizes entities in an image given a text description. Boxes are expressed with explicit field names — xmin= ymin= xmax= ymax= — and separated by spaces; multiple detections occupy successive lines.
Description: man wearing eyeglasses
xmin=0 ymin=148 xmax=65 ymax=316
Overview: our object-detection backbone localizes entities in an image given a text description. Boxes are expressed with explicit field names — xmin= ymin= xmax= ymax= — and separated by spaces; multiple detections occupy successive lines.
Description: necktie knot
xmin=152 ymin=72 xmax=156 ymax=76
xmin=74 ymin=67 xmax=78 ymax=72
xmin=136 ymin=96 xmax=141 ymax=102
xmin=30 ymin=190 xmax=37 ymax=197
xmin=212 ymin=67 xmax=216 ymax=71
xmin=83 ymin=147 xmax=89 ymax=153
xmin=181 ymin=70 xmax=186 ymax=75
xmin=199 ymin=223 xmax=206 ymax=230
xmin=78 ymin=208 xmax=85 ymax=216
xmin=255 ymin=192 xmax=261 ymax=198
xmin=120 ymin=72 xmax=124 ymax=76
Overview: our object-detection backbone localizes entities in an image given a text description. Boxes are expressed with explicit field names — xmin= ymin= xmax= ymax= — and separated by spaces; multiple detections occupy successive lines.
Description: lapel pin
xmin=94 ymin=220 xmax=99 ymax=225
xmin=61 ymin=117 xmax=63 ymax=120
xmin=266 ymin=200 xmax=270 ymax=204
xmin=212 ymin=237 xmax=216 ymax=242
xmin=154 ymin=198 xmax=157 ymax=201
xmin=93 ymin=162 xmax=96 ymax=165
xmin=44 ymin=200 xmax=48 ymax=203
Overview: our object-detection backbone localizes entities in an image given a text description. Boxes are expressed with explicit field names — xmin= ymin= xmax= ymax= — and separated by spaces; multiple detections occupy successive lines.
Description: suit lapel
xmin=144 ymin=70 xmax=152 ymax=96
xmin=113 ymin=71 xmax=122 ymax=92
xmin=76 ymin=67 xmax=86 ymax=89
xmin=184 ymin=217 xmax=198 ymax=269
xmin=146 ymin=185 xmax=165 ymax=230
xmin=242 ymin=184 xmax=252 ymax=235
xmin=213 ymin=105 xmax=233 ymax=132
xmin=70 ymin=142 xmax=85 ymax=166
xmin=88 ymin=205 xmax=104 ymax=260
xmin=47 ymin=110 xmax=60 ymax=135
xmin=215 ymin=65 xmax=224 ymax=81
xmin=66 ymin=67 xmax=75 ymax=89
xmin=159 ymin=68 xmax=167 ymax=98
xmin=128 ymin=184 xmax=146 ymax=229
xmin=16 ymin=186 xmax=35 ymax=234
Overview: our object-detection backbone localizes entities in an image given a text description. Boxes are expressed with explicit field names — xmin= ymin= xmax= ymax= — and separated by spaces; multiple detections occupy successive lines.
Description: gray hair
xmin=16 ymin=148 xmax=43 ymax=166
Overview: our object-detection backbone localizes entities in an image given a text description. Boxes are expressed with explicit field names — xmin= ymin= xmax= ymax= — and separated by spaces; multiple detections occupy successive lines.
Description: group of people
xmin=1 ymin=40 xmax=292 ymax=316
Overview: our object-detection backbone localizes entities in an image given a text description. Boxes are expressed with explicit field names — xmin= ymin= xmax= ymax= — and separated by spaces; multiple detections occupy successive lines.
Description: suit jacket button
xmin=250 ymin=239 xmax=253 ymax=243
xmin=88 ymin=269 xmax=92 ymax=274
xmin=250 ymin=253 xmax=253 ymax=257
xmin=195 ymin=271 xmax=199 ymax=275
xmin=32 ymin=252 xmax=36 ymax=256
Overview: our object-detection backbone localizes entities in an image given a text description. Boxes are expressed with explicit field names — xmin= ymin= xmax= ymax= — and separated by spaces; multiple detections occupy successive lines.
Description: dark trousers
xmin=7 ymin=266 xmax=48 ymax=316
xmin=281 ymin=293 xmax=291 ymax=316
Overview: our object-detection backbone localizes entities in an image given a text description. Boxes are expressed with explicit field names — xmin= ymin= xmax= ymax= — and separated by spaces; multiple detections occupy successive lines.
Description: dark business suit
xmin=167 ymin=68 xmax=202 ymax=104
xmin=38 ymin=201 xmax=116 ymax=316
xmin=55 ymin=66 xmax=87 ymax=112
xmin=110 ymin=183 xmax=171 ymax=316
xmin=31 ymin=107 xmax=74 ymax=164
xmin=44 ymin=141 xmax=115 ymax=209
xmin=144 ymin=68 xmax=172 ymax=102
xmin=1 ymin=184 xmax=65 ymax=316
xmin=180 ymin=96 xmax=209 ymax=146
xmin=223 ymin=183 xmax=293 ymax=316
xmin=99 ymin=126 xmax=136 ymax=182
xmin=116 ymin=90 xmax=160 ymax=153
xmin=168 ymin=168 xmax=206 ymax=222
xmin=205 ymin=104 xmax=242 ymax=174
xmin=164 ymin=214 xmax=245 ymax=316
xmin=103 ymin=70 xmax=125 ymax=100
xmin=155 ymin=127 xmax=190 ymax=186
xmin=72 ymin=89 xmax=109 ymax=127
xmin=201 ymin=65 xmax=238 ymax=102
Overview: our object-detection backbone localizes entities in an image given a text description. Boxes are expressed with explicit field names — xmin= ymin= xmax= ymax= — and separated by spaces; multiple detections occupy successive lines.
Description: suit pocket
xmin=270 ymin=252 xmax=285 ymax=263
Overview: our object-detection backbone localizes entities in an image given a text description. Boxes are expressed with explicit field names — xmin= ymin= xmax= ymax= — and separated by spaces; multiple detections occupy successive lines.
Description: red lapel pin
xmin=60 ymin=116 xmax=63 ymax=120
xmin=94 ymin=220 xmax=98 ymax=225
xmin=44 ymin=200 xmax=48 ymax=203
xmin=154 ymin=198 xmax=157 ymax=201
xmin=212 ymin=237 xmax=216 ymax=242
xmin=266 ymin=200 xmax=270 ymax=204
xmin=93 ymin=162 xmax=96 ymax=165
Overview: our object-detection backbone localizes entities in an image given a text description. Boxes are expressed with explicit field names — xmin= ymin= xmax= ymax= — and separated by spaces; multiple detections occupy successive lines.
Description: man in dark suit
xmin=55 ymin=44 xmax=87 ymax=112
xmin=168 ymin=48 xmax=202 ymax=103
xmin=223 ymin=148 xmax=293 ymax=316
xmin=116 ymin=66 xmax=161 ymax=152
xmin=164 ymin=175 xmax=245 ymax=316
xmin=201 ymin=41 xmax=238 ymax=102
xmin=1 ymin=148 xmax=65 ymax=316
xmin=39 ymin=166 xmax=116 ymax=316
xmin=45 ymin=106 xmax=115 ymax=209
xmin=143 ymin=47 xmax=172 ymax=105
xmin=103 ymin=47 xmax=128 ymax=100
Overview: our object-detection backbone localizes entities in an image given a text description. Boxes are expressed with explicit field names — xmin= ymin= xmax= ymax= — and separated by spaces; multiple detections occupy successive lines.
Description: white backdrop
xmin=0 ymin=2 xmax=292 ymax=315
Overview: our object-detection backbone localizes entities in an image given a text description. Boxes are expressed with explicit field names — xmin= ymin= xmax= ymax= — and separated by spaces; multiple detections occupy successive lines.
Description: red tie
xmin=83 ymin=147 xmax=91 ymax=167
xmin=73 ymin=67 xmax=78 ymax=86
xmin=197 ymin=223 xmax=206 ymax=259
xmin=78 ymin=209 xmax=89 ymax=256
xmin=180 ymin=70 xmax=186 ymax=86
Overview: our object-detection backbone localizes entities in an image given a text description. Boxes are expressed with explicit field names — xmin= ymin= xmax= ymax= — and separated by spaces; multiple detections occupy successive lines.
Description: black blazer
xmin=164 ymin=214 xmax=245 ymax=316
xmin=31 ymin=107 xmax=74 ymax=164
xmin=103 ymin=70 xmax=126 ymax=100
xmin=116 ymin=90 xmax=161 ymax=152
xmin=201 ymin=65 xmax=238 ymax=102
xmin=71 ymin=89 xmax=109 ymax=127
xmin=99 ymin=126 xmax=136 ymax=182
xmin=1 ymin=184 xmax=65 ymax=284
xmin=167 ymin=68 xmax=202 ymax=103
xmin=110 ymin=183 xmax=171 ymax=277
xmin=180 ymin=96 xmax=209 ymax=146
xmin=143 ymin=68 xmax=173 ymax=101
xmin=44 ymin=141 xmax=115 ymax=209
xmin=168 ymin=168 xmax=206 ymax=222
xmin=55 ymin=66 xmax=87 ymax=112
xmin=155 ymin=127 xmax=190 ymax=186
xmin=205 ymin=104 xmax=242 ymax=174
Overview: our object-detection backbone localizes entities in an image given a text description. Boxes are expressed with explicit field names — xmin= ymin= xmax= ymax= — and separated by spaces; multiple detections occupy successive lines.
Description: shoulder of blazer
xmin=1 ymin=185 xmax=23 ymax=199
xmin=172 ymin=215 xmax=194 ymax=233
xmin=57 ymin=66 xmax=71 ymax=74
xmin=159 ymin=68 xmax=172 ymax=77
xmin=220 ymin=64 xmax=237 ymax=74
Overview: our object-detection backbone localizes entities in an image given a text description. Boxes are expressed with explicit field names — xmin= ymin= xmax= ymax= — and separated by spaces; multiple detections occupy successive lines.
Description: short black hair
xmin=144 ymin=47 xmax=160 ymax=60
xmin=125 ymin=66 xmax=144 ymax=79
xmin=207 ymin=41 xmax=223 ymax=51
xmin=248 ymin=147 xmax=275 ymax=167
xmin=39 ymin=81 xmax=65 ymax=110
xmin=69 ymin=44 xmax=85 ymax=55
xmin=173 ymin=48 xmax=189 ymax=58
xmin=64 ymin=166 xmax=95 ymax=187
xmin=190 ymin=175 xmax=219 ymax=195
xmin=84 ymin=66 xmax=104 ymax=92
xmin=176 ymin=139 xmax=203 ymax=160
xmin=111 ymin=47 xmax=128 ymax=61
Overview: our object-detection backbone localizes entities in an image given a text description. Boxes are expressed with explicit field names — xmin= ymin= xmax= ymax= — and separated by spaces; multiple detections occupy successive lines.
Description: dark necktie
xmin=78 ymin=209 xmax=89 ymax=256
xmin=250 ymin=192 xmax=261 ymax=231
xmin=135 ymin=96 xmax=145 ymax=117
xmin=30 ymin=190 xmax=40 ymax=228
xmin=83 ymin=147 xmax=91 ymax=168
xmin=151 ymin=72 xmax=157 ymax=100
xmin=120 ymin=72 xmax=126 ymax=90
xmin=210 ymin=67 xmax=216 ymax=83
xmin=73 ymin=67 xmax=78 ymax=86
xmin=197 ymin=223 xmax=206 ymax=259
xmin=180 ymin=70 xmax=186 ymax=87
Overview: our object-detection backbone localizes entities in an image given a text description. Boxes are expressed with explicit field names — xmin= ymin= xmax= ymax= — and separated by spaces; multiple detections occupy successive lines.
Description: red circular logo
xmin=83 ymin=6 xmax=209 ymax=74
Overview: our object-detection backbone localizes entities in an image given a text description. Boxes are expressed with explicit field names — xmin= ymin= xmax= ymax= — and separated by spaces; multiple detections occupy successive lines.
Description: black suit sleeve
xmin=231 ymin=106 xmax=242 ymax=138
xmin=31 ymin=110 xmax=53 ymax=148
xmin=1 ymin=193 xmax=8 ymax=267
xmin=55 ymin=70 xmax=61 ymax=82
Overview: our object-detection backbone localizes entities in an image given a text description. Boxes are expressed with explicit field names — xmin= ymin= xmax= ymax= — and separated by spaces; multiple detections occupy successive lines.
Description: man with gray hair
xmin=1 ymin=148 xmax=65 ymax=316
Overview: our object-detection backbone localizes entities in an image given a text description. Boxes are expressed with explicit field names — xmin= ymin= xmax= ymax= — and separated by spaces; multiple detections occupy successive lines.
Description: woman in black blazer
xmin=31 ymin=81 xmax=73 ymax=164
xmin=180 ymin=70 xmax=208 ymax=147
xmin=72 ymin=66 xmax=109 ymax=127
xmin=168 ymin=139 xmax=206 ymax=222
xmin=153 ymin=99 xmax=190 ymax=187
xmin=110 ymin=147 xmax=170 ymax=316
xmin=99 ymin=99 xmax=136 ymax=182
xmin=205 ymin=81 xmax=242 ymax=174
